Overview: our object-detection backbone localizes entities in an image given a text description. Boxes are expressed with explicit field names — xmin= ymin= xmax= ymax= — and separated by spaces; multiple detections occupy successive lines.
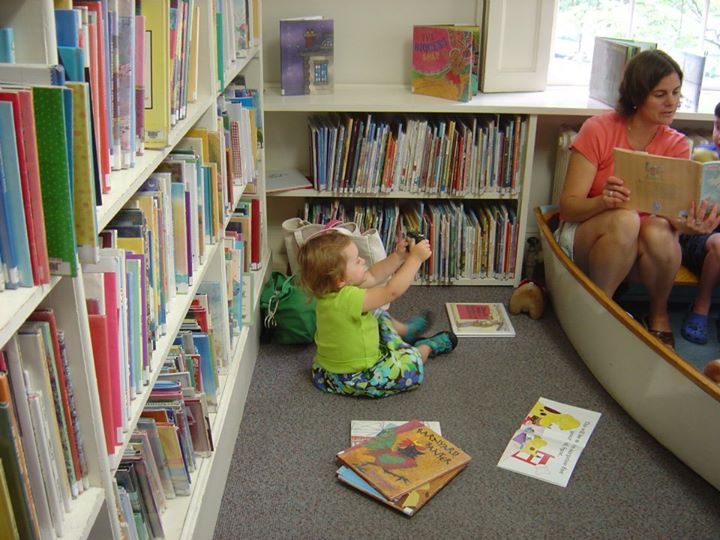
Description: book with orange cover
xmin=335 ymin=419 xmax=470 ymax=501
xmin=338 ymin=420 xmax=464 ymax=516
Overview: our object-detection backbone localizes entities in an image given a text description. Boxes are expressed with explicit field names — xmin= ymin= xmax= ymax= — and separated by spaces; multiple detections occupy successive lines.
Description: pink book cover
xmin=76 ymin=3 xmax=111 ymax=191
xmin=102 ymin=271 xmax=123 ymax=447
xmin=0 ymin=90 xmax=50 ymax=284
xmin=88 ymin=313 xmax=115 ymax=454
xmin=411 ymin=26 xmax=474 ymax=103
xmin=134 ymin=15 xmax=145 ymax=154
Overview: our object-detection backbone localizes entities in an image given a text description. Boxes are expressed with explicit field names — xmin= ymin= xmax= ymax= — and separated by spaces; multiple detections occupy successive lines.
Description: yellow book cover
xmin=67 ymin=82 xmax=99 ymax=264
xmin=142 ymin=0 xmax=171 ymax=148
xmin=336 ymin=420 xmax=471 ymax=501
xmin=185 ymin=128 xmax=210 ymax=162
xmin=208 ymin=162 xmax=221 ymax=240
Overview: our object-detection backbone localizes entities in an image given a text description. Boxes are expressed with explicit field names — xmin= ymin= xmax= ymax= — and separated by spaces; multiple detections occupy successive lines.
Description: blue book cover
xmin=0 ymin=27 xmax=15 ymax=63
xmin=191 ymin=333 xmax=217 ymax=407
xmin=0 ymin=142 xmax=19 ymax=288
xmin=54 ymin=10 xmax=81 ymax=47
xmin=58 ymin=46 xmax=85 ymax=82
xmin=0 ymin=102 xmax=32 ymax=286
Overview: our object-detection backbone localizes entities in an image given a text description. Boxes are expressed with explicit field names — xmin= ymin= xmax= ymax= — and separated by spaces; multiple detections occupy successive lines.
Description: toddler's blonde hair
xmin=297 ymin=232 xmax=353 ymax=297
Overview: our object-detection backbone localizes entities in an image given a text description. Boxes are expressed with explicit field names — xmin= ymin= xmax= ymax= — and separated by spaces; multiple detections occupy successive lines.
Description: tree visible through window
xmin=550 ymin=0 xmax=720 ymax=93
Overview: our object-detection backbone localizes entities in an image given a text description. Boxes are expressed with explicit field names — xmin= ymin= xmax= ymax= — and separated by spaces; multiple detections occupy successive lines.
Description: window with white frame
xmin=549 ymin=0 xmax=719 ymax=92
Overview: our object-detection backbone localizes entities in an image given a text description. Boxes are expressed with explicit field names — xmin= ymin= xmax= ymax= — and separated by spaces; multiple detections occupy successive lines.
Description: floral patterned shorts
xmin=311 ymin=310 xmax=424 ymax=398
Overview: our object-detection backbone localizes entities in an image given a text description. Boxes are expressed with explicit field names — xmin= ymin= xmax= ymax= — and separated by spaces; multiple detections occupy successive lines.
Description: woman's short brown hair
xmin=297 ymin=232 xmax=353 ymax=297
xmin=617 ymin=49 xmax=683 ymax=117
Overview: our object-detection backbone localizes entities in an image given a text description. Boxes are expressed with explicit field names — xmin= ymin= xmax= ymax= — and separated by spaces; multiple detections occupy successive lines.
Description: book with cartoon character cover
xmin=339 ymin=420 xmax=462 ymax=516
xmin=411 ymin=25 xmax=480 ymax=103
xmin=336 ymin=420 xmax=471 ymax=501
xmin=497 ymin=397 xmax=601 ymax=487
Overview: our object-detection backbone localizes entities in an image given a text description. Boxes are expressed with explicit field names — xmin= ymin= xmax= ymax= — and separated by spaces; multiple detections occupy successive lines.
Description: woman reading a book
xmin=297 ymin=229 xmax=457 ymax=397
xmin=556 ymin=50 xmax=720 ymax=349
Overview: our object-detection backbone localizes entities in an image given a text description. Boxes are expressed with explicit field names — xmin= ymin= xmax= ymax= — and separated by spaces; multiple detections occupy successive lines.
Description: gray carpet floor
xmin=214 ymin=286 xmax=720 ymax=539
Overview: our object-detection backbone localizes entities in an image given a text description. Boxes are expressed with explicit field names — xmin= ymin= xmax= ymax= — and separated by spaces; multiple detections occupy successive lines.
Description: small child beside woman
xmin=297 ymin=229 xmax=458 ymax=398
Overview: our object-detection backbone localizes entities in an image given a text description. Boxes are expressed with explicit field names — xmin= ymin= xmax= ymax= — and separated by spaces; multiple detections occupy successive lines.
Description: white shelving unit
xmin=0 ymin=1 xmax=267 ymax=539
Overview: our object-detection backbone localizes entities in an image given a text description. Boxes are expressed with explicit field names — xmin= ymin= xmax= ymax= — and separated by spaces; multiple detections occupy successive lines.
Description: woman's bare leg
xmin=573 ymin=208 xmax=641 ymax=297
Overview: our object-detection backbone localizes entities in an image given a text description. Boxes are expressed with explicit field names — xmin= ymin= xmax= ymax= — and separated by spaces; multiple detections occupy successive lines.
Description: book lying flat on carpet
xmin=445 ymin=302 xmax=515 ymax=337
xmin=350 ymin=420 xmax=442 ymax=447
xmin=338 ymin=420 xmax=466 ymax=516
xmin=497 ymin=397 xmax=601 ymax=487
xmin=336 ymin=420 xmax=470 ymax=502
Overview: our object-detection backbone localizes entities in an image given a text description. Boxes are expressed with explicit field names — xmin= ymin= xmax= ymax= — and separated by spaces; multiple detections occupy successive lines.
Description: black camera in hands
xmin=405 ymin=231 xmax=425 ymax=250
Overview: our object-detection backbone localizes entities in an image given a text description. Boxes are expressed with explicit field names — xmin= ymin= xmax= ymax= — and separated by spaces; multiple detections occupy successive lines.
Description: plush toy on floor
xmin=509 ymin=279 xmax=546 ymax=320
xmin=704 ymin=359 xmax=720 ymax=384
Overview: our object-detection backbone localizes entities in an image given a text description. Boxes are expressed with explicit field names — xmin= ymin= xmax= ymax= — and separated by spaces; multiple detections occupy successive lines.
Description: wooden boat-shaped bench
xmin=535 ymin=205 xmax=720 ymax=490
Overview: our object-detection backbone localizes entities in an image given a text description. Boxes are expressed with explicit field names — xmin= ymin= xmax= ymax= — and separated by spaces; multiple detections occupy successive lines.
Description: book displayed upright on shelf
xmin=613 ymin=148 xmax=720 ymax=218
xmin=497 ymin=397 xmax=601 ymax=487
xmin=336 ymin=419 xmax=471 ymax=502
xmin=411 ymin=24 xmax=480 ymax=102
xmin=280 ymin=17 xmax=334 ymax=96
xmin=445 ymin=302 xmax=516 ymax=337
xmin=679 ymin=51 xmax=706 ymax=112
xmin=588 ymin=37 xmax=656 ymax=107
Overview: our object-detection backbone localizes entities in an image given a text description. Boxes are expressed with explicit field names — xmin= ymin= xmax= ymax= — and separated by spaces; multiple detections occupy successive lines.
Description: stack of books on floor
xmin=335 ymin=420 xmax=470 ymax=516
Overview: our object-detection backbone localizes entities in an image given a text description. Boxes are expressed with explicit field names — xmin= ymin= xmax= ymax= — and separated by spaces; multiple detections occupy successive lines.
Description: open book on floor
xmin=445 ymin=302 xmax=515 ymax=337
xmin=497 ymin=397 xmax=601 ymax=487
xmin=336 ymin=420 xmax=470 ymax=513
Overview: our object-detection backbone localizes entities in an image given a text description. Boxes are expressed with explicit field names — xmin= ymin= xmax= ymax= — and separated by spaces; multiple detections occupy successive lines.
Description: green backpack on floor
xmin=260 ymin=272 xmax=316 ymax=345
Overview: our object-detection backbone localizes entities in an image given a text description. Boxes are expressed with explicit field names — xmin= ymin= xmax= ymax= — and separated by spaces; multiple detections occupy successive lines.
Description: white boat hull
xmin=535 ymin=206 xmax=720 ymax=490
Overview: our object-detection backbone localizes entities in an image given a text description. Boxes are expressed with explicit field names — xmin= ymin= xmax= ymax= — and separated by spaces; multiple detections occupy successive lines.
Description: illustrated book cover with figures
xmin=350 ymin=420 xmax=442 ymax=447
xmin=336 ymin=419 xmax=470 ymax=501
xmin=445 ymin=302 xmax=516 ymax=337
xmin=613 ymin=148 xmax=720 ymax=218
xmin=411 ymin=25 xmax=480 ymax=103
xmin=280 ymin=17 xmax=334 ymax=96
xmin=497 ymin=397 xmax=601 ymax=487
xmin=340 ymin=420 xmax=457 ymax=516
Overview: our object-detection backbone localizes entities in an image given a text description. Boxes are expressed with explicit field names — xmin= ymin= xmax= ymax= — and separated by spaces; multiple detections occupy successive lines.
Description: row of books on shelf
xmin=0 ymin=309 xmax=90 ymax=539
xmin=0 ymin=292 xmax=228 ymax=538
xmin=3 ymin=0 xmax=260 ymax=163
xmin=301 ymin=199 xmax=520 ymax=282
xmin=337 ymin=400 xmax=602 ymax=516
xmin=217 ymin=0 xmax=261 ymax=87
xmin=0 ymin=70 xmax=260 ymax=292
xmin=307 ymin=113 xmax=528 ymax=196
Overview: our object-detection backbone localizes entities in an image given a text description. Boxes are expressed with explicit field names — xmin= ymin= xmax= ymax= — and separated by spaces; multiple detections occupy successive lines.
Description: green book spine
xmin=0 ymin=401 xmax=39 ymax=540
xmin=32 ymin=86 xmax=77 ymax=276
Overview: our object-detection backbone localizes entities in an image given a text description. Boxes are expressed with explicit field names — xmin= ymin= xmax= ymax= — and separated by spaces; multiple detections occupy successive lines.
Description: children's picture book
xmin=350 ymin=420 xmax=442 ymax=447
xmin=497 ymin=397 xmax=601 ymax=487
xmin=411 ymin=25 xmax=480 ymax=103
xmin=588 ymin=37 xmax=656 ymax=107
xmin=445 ymin=302 xmax=516 ymax=337
xmin=613 ymin=147 xmax=720 ymax=218
xmin=336 ymin=464 xmax=463 ymax=517
xmin=336 ymin=419 xmax=470 ymax=502
xmin=341 ymin=420 xmax=452 ymax=516
xmin=280 ymin=17 xmax=334 ymax=96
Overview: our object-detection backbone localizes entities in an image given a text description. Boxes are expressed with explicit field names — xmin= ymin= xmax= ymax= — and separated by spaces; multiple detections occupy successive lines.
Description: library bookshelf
xmin=0 ymin=1 xmax=267 ymax=539
xmin=260 ymin=0 xmax=719 ymax=287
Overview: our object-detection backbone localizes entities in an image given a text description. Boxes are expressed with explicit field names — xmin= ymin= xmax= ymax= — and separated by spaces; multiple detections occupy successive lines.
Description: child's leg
xmin=386 ymin=311 xmax=432 ymax=344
